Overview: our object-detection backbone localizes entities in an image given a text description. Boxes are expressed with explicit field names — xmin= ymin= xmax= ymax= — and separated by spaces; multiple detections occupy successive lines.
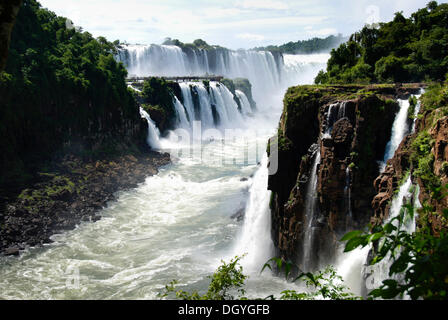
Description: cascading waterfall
xmin=301 ymin=101 xmax=350 ymax=271
xmin=381 ymin=99 xmax=411 ymax=169
xmin=337 ymin=91 xmax=424 ymax=297
xmin=233 ymin=154 xmax=274 ymax=272
xmin=209 ymin=82 xmax=244 ymax=128
xmin=173 ymin=81 xmax=246 ymax=132
xmin=139 ymin=107 xmax=161 ymax=150
xmin=411 ymin=90 xmax=424 ymax=134
xmin=235 ymin=90 xmax=252 ymax=115
xmin=363 ymin=176 xmax=417 ymax=298
xmin=323 ymin=102 xmax=347 ymax=138
xmin=345 ymin=167 xmax=353 ymax=227
xmin=117 ymin=44 xmax=330 ymax=104
xmin=172 ymin=96 xmax=190 ymax=129
xmin=301 ymin=147 xmax=321 ymax=271
xmin=380 ymin=92 xmax=422 ymax=171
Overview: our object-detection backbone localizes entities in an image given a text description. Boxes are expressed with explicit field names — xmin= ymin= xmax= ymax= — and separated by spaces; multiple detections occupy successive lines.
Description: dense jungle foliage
xmin=0 ymin=0 xmax=142 ymax=188
xmin=315 ymin=1 xmax=448 ymax=84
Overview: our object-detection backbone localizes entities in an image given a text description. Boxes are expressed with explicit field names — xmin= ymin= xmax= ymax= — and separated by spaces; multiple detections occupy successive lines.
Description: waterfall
xmin=345 ymin=167 xmax=353 ymax=226
xmin=363 ymin=176 xmax=417 ymax=298
xmin=323 ymin=102 xmax=348 ymax=138
xmin=172 ymin=96 xmax=190 ymax=129
xmin=380 ymin=93 xmax=425 ymax=172
xmin=235 ymin=90 xmax=252 ymax=115
xmin=179 ymin=83 xmax=196 ymax=125
xmin=301 ymin=147 xmax=321 ymax=271
xmin=336 ymin=90 xmax=424 ymax=297
xmin=210 ymin=82 xmax=244 ymax=128
xmin=165 ymin=81 xmax=249 ymax=132
xmin=117 ymin=44 xmax=330 ymax=104
xmin=411 ymin=90 xmax=424 ymax=134
xmin=234 ymin=154 xmax=274 ymax=272
xmin=139 ymin=107 xmax=161 ymax=150
xmin=381 ymin=99 xmax=411 ymax=169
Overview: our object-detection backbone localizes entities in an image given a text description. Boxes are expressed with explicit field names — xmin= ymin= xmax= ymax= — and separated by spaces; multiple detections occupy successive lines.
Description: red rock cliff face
xmin=268 ymin=84 xmax=422 ymax=270
xmin=373 ymin=112 xmax=448 ymax=234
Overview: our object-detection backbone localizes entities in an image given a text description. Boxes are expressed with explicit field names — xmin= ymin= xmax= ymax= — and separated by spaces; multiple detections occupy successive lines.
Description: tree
xmin=0 ymin=0 xmax=23 ymax=71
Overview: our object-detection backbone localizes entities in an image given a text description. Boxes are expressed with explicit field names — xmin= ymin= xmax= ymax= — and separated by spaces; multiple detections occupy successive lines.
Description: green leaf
xmin=340 ymin=230 xmax=363 ymax=242
xmin=344 ymin=235 xmax=368 ymax=252
xmin=368 ymin=232 xmax=384 ymax=243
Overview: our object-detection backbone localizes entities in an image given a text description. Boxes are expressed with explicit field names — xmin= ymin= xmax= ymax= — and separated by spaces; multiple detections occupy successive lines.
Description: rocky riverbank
xmin=0 ymin=151 xmax=170 ymax=256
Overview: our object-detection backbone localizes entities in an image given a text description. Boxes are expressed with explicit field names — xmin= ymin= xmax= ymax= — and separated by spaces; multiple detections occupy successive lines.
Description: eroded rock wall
xmin=269 ymin=84 xmax=422 ymax=269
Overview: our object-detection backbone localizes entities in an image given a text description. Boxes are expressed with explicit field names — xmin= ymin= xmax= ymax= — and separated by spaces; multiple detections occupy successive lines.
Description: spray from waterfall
xmin=234 ymin=154 xmax=274 ymax=272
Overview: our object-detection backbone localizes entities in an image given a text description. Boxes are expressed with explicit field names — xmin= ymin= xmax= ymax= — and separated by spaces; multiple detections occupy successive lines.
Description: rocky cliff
xmin=373 ymin=84 xmax=448 ymax=234
xmin=268 ymin=84 xmax=422 ymax=270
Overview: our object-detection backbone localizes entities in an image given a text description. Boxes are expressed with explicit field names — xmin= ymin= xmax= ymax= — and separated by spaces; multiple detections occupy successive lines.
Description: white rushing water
xmin=380 ymin=92 xmax=422 ymax=171
xmin=118 ymin=44 xmax=329 ymax=104
xmin=0 ymin=53 xmax=328 ymax=299
xmin=362 ymin=176 xmax=417 ymax=299
xmin=301 ymin=149 xmax=321 ymax=271
xmin=139 ymin=108 xmax=161 ymax=150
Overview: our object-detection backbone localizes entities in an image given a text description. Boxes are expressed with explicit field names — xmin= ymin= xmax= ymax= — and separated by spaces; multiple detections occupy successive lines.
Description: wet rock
xmin=0 ymin=152 xmax=170 ymax=255
xmin=4 ymin=247 xmax=20 ymax=256
xmin=231 ymin=208 xmax=245 ymax=222
xmin=269 ymin=85 xmax=403 ymax=265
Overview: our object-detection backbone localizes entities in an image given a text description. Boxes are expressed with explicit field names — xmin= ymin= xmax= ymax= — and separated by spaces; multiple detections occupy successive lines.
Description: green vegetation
xmin=408 ymin=96 xmax=418 ymax=119
xmin=254 ymin=34 xmax=346 ymax=54
xmin=161 ymin=256 xmax=358 ymax=300
xmin=139 ymin=77 xmax=180 ymax=131
xmin=316 ymin=2 xmax=448 ymax=84
xmin=420 ymin=82 xmax=448 ymax=111
xmin=0 ymin=0 xmax=142 ymax=186
xmin=221 ymin=78 xmax=257 ymax=110
xmin=17 ymin=175 xmax=79 ymax=213
xmin=160 ymin=256 xmax=247 ymax=300
xmin=342 ymin=186 xmax=448 ymax=300
xmin=410 ymin=131 xmax=440 ymax=191
xmin=162 ymin=38 xmax=224 ymax=51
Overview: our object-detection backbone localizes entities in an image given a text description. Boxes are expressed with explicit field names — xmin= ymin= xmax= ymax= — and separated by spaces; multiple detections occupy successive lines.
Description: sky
xmin=38 ymin=0 xmax=442 ymax=50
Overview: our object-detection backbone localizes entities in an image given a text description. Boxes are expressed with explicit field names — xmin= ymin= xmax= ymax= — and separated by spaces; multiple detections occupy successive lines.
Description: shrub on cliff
xmin=140 ymin=77 xmax=181 ymax=132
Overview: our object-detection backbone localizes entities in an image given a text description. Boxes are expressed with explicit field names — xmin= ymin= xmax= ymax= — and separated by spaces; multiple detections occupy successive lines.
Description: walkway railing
xmin=126 ymin=76 xmax=224 ymax=82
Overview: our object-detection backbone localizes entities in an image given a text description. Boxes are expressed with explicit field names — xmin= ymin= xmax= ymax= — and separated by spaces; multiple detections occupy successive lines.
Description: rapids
xmin=0 ymin=52 xmax=329 ymax=299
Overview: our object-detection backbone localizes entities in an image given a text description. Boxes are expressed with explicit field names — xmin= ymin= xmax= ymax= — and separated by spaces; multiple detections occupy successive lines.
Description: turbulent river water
xmin=0 ymin=52 xmax=328 ymax=299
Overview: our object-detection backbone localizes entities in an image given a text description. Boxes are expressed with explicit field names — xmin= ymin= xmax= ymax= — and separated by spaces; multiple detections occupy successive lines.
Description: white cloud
xmin=237 ymin=0 xmax=289 ymax=10
xmin=205 ymin=16 xmax=327 ymax=30
xmin=307 ymin=27 xmax=338 ymax=37
xmin=38 ymin=0 xmax=436 ymax=50
xmin=236 ymin=33 xmax=265 ymax=41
